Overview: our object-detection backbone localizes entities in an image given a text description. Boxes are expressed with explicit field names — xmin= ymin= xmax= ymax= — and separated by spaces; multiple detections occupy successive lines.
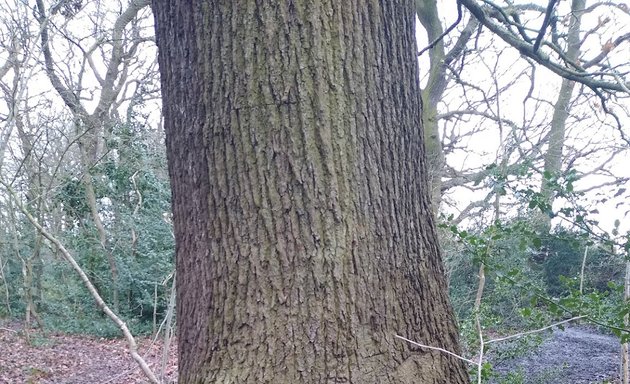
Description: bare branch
xmin=532 ymin=0 xmax=558 ymax=53
xmin=459 ymin=0 xmax=630 ymax=93
xmin=395 ymin=335 xmax=477 ymax=365
xmin=486 ymin=316 xmax=586 ymax=344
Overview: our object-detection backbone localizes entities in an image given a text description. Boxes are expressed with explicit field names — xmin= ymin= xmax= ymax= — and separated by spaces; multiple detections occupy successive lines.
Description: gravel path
xmin=492 ymin=326 xmax=621 ymax=383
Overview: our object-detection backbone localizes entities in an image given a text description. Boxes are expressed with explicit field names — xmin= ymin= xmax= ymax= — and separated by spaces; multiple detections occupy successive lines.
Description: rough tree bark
xmin=153 ymin=1 xmax=469 ymax=383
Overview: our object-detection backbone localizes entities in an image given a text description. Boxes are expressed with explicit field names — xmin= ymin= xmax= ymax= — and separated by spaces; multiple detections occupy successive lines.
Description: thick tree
xmin=153 ymin=1 xmax=468 ymax=382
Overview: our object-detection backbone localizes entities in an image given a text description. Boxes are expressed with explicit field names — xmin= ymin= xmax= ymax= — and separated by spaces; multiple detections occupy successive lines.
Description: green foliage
xmin=1 ymin=120 xmax=174 ymax=336
xmin=495 ymin=368 xmax=525 ymax=384
xmin=443 ymin=165 xmax=629 ymax=381
xmin=442 ymin=218 xmax=547 ymax=330
xmin=540 ymin=230 xmax=622 ymax=296
xmin=55 ymin=177 xmax=90 ymax=221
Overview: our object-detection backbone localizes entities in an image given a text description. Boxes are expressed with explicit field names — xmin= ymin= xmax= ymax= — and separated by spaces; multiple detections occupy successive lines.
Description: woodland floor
xmin=0 ymin=320 xmax=177 ymax=384
xmin=0 ymin=320 xmax=622 ymax=383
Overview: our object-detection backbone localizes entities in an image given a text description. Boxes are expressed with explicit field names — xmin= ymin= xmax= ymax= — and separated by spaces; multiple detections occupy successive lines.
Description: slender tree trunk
xmin=15 ymin=114 xmax=45 ymax=329
xmin=154 ymin=1 xmax=468 ymax=383
xmin=538 ymin=0 xmax=584 ymax=231
xmin=417 ymin=0 xmax=447 ymax=214
xmin=415 ymin=0 xmax=477 ymax=214
xmin=82 ymin=167 xmax=119 ymax=311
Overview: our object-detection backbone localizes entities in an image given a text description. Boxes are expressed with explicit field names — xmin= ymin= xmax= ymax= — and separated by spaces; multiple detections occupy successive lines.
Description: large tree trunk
xmin=153 ymin=1 xmax=469 ymax=383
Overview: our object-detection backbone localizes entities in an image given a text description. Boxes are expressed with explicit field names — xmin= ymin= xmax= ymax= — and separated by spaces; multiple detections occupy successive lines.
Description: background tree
xmin=153 ymin=0 xmax=469 ymax=382
xmin=34 ymin=0 xmax=155 ymax=311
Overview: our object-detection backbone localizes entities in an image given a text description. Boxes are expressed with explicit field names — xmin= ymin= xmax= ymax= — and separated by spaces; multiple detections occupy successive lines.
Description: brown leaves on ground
xmin=0 ymin=321 xmax=177 ymax=384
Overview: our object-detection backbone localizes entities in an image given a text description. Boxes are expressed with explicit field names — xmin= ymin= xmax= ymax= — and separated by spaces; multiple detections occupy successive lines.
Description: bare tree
xmin=32 ymin=0 xmax=157 ymax=310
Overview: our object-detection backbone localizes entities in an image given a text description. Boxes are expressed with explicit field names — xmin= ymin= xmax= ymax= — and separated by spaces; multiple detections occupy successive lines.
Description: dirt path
xmin=492 ymin=326 xmax=621 ymax=383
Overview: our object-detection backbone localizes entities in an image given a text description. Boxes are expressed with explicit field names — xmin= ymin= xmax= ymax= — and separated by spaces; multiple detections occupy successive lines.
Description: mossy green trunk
xmin=153 ymin=1 xmax=468 ymax=382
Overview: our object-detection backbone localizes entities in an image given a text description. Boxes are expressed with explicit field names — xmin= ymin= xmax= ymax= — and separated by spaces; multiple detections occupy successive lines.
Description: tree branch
xmin=458 ymin=0 xmax=630 ymax=93
xmin=0 ymin=177 xmax=160 ymax=384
